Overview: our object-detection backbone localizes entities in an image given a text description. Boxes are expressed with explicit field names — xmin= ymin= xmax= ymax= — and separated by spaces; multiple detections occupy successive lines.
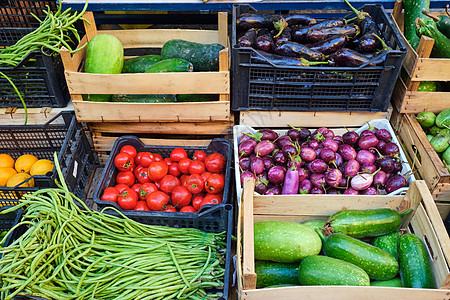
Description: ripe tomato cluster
xmin=100 ymin=145 xmax=227 ymax=213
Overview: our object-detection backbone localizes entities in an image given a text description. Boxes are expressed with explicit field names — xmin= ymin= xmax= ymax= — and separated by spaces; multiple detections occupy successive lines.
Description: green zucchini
xmin=176 ymin=94 xmax=219 ymax=102
xmin=403 ymin=0 xmax=431 ymax=49
xmin=161 ymin=39 xmax=225 ymax=71
xmin=423 ymin=9 xmax=450 ymax=39
xmin=145 ymin=58 xmax=193 ymax=73
xmin=416 ymin=19 xmax=450 ymax=58
xmin=398 ymin=233 xmax=435 ymax=288
xmin=430 ymin=134 xmax=449 ymax=152
xmin=416 ymin=111 xmax=436 ymax=129
xmin=111 ymin=94 xmax=176 ymax=103
xmin=370 ymin=277 xmax=403 ymax=287
xmin=429 ymin=125 xmax=441 ymax=136
xmin=436 ymin=108 xmax=450 ymax=128
xmin=427 ymin=134 xmax=434 ymax=142
xmin=122 ymin=54 xmax=162 ymax=73
xmin=254 ymin=221 xmax=321 ymax=263
xmin=298 ymin=255 xmax=370 ymax=286
xmin=442 ymin=146 xmax=450 ymax=166
xmin=255 ymin=261 xmax=299 ymax=288
xmin=372 ymin=230 xmax=401 ymax=260
xmin=323 ymin=233 xmax=399 ymax=281
xmin=327 ymin=208 xmax=402 ymax=238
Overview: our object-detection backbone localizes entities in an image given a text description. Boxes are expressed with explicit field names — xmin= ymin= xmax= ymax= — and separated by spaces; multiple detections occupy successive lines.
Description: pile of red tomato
xmin=100 ymin=145 xmax=227 ymax=213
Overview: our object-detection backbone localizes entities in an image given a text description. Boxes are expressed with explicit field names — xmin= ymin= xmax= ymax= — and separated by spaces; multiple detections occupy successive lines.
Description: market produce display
xmin=253 ymin=208 xmax=436 ymax=289
xmin=0 ymin=154 xmax=228 ymax=300
xmin=236 ymin=0 xmax=392 ymax=67
xmin=236 ymin=122 xmax=411 ymax=196
xmin=416 ymin=109 xmax=450 ymax=170
xmin=0 ymin=154 xmax=54 ymax=188
xmin=100 ymin=144 xmax=226 ymax=212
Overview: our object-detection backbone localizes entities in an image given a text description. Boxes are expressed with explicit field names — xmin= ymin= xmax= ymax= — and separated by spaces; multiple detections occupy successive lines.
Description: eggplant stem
xmin=372 ymin=33 xmax=391 ymax=51
xmin=343 ymin=0 xmax=370 ymax=21
xmin=422 ymin=10 xmax=441 ymax=22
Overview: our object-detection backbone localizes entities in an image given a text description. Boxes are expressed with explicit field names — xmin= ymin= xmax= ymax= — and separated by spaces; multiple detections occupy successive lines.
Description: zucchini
xmin=255 ymin=261 xmax=299 ymax=288
xmin=430 ymin=134 xmax=449 ymax=153
xmin=416 ymin=19 xmax=450 ymax=58
xmin=176 ymin=94 xmax=219 ymax=102
xmin=254 ymin=221 xmax=321 ymax=263
xmin=436 ymin=108 xmax=450 ymax=128
xmin=122 ymin=54 xmax=162 ymax=73
xmin=398 ymin=233 xmax=435 ymax=288
xmin=442 ymin=146 xmax=450 ymax=166
xmin=145 ymin=58 xmax=193 ymax=73
xmin=372 ymin=230 xmax=401 ymax=260
xmin=161 ymin=39 xmax=225 ymax=71
xmin=323 ymin=233 xmax=399 ymax=280
xmin=403 ymin=0 xmax=430 ymax=49
xmin=427 ymin=134 xmax=434 ymax=142
xmin=111 ymin=94 xmax=176 ymax=103
xmin=423 ymin=9 xmax=450 ymax=39
xmin=298 ymin=255 xmax=370 ymax=286
xmin=326 ymin=208 xmax=402 ymax=238
xmin=370 ymin=277 xmax=403 ymax=287
xmin=416 ymin=111 xmax=436 ymax=129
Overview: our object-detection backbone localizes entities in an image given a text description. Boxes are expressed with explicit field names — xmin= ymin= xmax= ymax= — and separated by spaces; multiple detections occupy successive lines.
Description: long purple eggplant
xmin=274 ymin=41 xmax=326 ymax=61
xmin=256 ymin=33 xmax=274 ymax=52
xmin=282 ymin=168 xmax=300 ymax=195
xmin=358 ymin=32 xmax=382 ymax=53
xmin=306 ymin=24 xmax=360 ymax=43
xmin=237 ymin=13 xmax=282 ymax=30
xmin=333 ymin=48 xmax=376 ymax=67
xmin=309 ymin=35 xmax=348 ymax=55
xmin=283 ymin=13 xmax=316 ymax=26
xmin=291 ymin=17 xmax=345 ymax=43
xmin=238 ymin=28 xmax=258 ymax=48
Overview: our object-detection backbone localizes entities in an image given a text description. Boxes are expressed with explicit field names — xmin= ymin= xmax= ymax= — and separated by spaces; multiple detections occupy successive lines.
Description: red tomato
xmin=114 ymin=152 xmax=134 ymax=172
xmin=188 ymin=160 xmax=205 ymax=175
xmin=163 ymin=205 xmax=177 ymax=212
xmin=164 ymin=157 xmax=173 ymax=166
xmin=180 ymin=174 xmax=189 ymax=186
xmin=146 ymin=191 xmax=169 ymax=211
xmin=200 ymin=193 xmax=223 ymax=208
xmin=204 ymin=173 xmax=225 ymax=194
xmin=138 ymin=182 xmax=159 ymax=201
xmin=168 ymin=162 xmax=182 ymax=177
xmin=192 ymin=196 xmax=204 ymax=211
xmin=134 ymin=201 xmax=150 ymax=211
xmin=134 ymin=166 xmax=151 ymax=184
xmin=101 ymin=186 xmax=119 ymax=203
xmin=200 ymin=172 xmax=212 ymax=183
xmin=154 ymin=180 xmax=161 ymax=189
xmin=171 ymin=186 xmax=192 ymax=208
xmin=204 ymin=153 xmax=226 ymax=173
xmin=115 ymin=183 xmax=129 ymax=193
xmin=117 ymin=188 xmax=138 ymax=210
xmin=193 ymin=150 xmax=207 ymax=162
xmin=170 ymin=147 xmax=188 ymax=162
xmin=120 ymin=145 xmax=137 ymax=159
xmin=178 ymin=158 xmax=192 ymax=174
xmin=180 ymin=206 xmax=197 ymax=213
xmin=148 ymin=161 xmax=169 ymax=182
xmin=116 ymin=171 xmax=135 ymax=187
xmin=137 ymin=152 xmax=155 ymax=168
xmin=154 ymin=154 xmax=163 ymax=162
xmin=159 ymin=175 xmax=181 ymax=194
xmin=131 ymin=183 xmax=142 ymax=195
xmin=184 ymin=174 xmax=204 ymax=194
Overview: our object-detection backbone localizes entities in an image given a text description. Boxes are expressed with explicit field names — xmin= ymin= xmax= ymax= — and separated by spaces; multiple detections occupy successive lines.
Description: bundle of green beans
xmin=0 ymin=153 xmax=227 ymax=300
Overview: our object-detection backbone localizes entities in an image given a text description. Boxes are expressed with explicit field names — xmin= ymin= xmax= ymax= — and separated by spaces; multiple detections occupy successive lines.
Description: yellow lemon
xmin=30 ymin=159 xmax=54 ymax=176
xmin=15 ymin=154 xmax=38 ymax=173
xmin=6 ymin=172 xmax=34 ymax=188
xmin=0 ymin=154 xmax=15 ymax=168
xmin=0 ymin=167 xmax=17 ymax=186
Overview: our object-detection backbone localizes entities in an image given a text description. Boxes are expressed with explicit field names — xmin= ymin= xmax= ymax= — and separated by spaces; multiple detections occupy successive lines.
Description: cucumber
xmin=429 ymin=125 xmax=441 ymax=136
xmin=145 ymin=58 xmax=193 ymax=73
xmin=323 ymin=233 xmax=399 ymax=280
xmin=254 ymin=221 xmax=321 ymax=263
xmin=122 ymin=54 xmax=162 ymax=73
xmin=327 ymin=208 xmax=402 ymax=238
xmin=436 ymin=108 xmax=450 ymax=128
xmin=416 ymin=111 xmax=436 ymax=129
xmin=111 ymin=94 xmax=176 ymax=103
xmin=176 ymin=94 xmax=219 ymax=102
xmin=442 ymin=146 xmax=450 ymax=166
xmin=416 ymin=19 xmax=450 ymax=58
xmin=403 ymin=0 xmax=431 ymax=49
xmin=430 ymin=134 xmax=449 ymax=152
xmin=255 ymin=261 xmax=299 ymax=288
xmin=370 ymin=277 xmax=403 ymax=287
xmin=161 ymin=39 xmax=225 ymax=71
xmin=298 ymin=255 xmax=370 ymax=286
xmin=84 ymin=34 xmax=124 ymax=102
xmin=398 ymin=233 xmax=435 ymax=288
xmin=372 ymin=230 xmax=401 ymax=260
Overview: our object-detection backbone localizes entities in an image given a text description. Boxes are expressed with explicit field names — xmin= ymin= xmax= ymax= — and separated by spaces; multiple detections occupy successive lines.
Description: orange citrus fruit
xmin=15 ymin=154 xmax=38 ymax=173
xmin=6 ymin=172 xmax=34 ymax=188
xmin=30 ymin=159 xmax=54 ymax=176
xmin=0 ymin=154 xmax=15 ymax=168
xmin=0 ymin=167 xmax=17 ymax=186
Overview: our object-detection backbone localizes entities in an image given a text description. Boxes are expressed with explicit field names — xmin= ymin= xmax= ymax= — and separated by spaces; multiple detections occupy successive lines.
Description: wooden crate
xmin=60 ymin=11 xmax=233 ymax=134
xmin=390 ymin=0 xmax=450 ymax=114
xmin=237 ymin=178 xmax=450 ymax=299
xmin=396 ymin=113 xmax=450 ymax=219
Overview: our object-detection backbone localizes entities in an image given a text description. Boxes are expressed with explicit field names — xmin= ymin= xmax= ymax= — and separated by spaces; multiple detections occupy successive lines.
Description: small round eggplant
xmin=239 ymin=157 xmax=251 ymax=171
xmin=343 ymin=188 xmax=359 ymax=195
xmin=268 ymin=166 xmax=286 ymax=185
xmin=344 ymin=159 xmax=360 ymax=177
xmin=376 ymin=140 xmax=387 ymax=152
xmin=299 ymin=179 xmax=313 ymax=194
xmin=360 ymin=163 xmax=377 ymax=174
xmin=300 ymin=147 xmax=317 ymax=162
xmin=361 ymin=187 xmax=377 ymax=195
xmin=240 ymin=171 xmax=256 ymax=185
xmin=351 ymin=173 xmax=374 ymax=191
xmin=265 ymin=185 xmax=282 ymax=195
xmin=338 ymin=144 xmax=357 ymax=161
xmin=322 ymin=139 xmax=339 ymax=152
xmin=332 ymin=153 xmax=344 ymax=170
xmin=386 ymin=174 xmax=408 ymax=193
xmin=327 ymin=188 xmax=341 ymax=194
xmin=298 ymin=167 xmax=308 ymax=182
xmin=259 ymin=129 xmax=279 ymax=141
xmin=287 ymin=128 xmax=301 ymax=141
xmin=310 ymin=186 xmax=325 ymax=194
xmin=308 ymin=159 xmax=328 ymax=174
xmin=339 ymin=176 xmax=348 ymax=188
xmin=263 ymin=157 xmax=274 ymax=170
xmin=251 ymin=157 xmax=265 ymax=175
xmin=393 ymin=159 xmax=403 ymax=173
xmin=377 ymin=156 xmax=395 ymax=173
xmin=308 ymin=140 xmax=320 ymax=150
xmin=342 ymin=131 xmax=359 ymax=146
xmin=325 ymin=169 xmax=343 ymax=187
xmin=382 ymin=142 xmax=400 ymax=157
xmin=310 ymin=173 xmax=325 ymax=188
xmin=277 ymin=135 xmax=294 ymax=149
xmin=358 ymin=135 xmax=379 ymax=150
xmin=373 ymin=170 xmax=387 ymax=187
xmin=282 ymin=144 xmax=298 ymax=157
xmin=356 ymin=150 xmax=376 ymax=165
xmin=273 ymin=150 xmax=287 ymax=165
xmin=239 ymin=139 xmax=257 ymax=157
xmin=255 ymin=140 xmax=275 ymax=157
xmin=320 ymin=148 xmax=336 ymax=163
xmin=375 ymin=129 xmax=392 ymax=142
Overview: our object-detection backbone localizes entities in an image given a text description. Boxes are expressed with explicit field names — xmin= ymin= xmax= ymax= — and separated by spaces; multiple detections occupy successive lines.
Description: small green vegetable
xmin=416 ymin=111 xmax=436 ymax=129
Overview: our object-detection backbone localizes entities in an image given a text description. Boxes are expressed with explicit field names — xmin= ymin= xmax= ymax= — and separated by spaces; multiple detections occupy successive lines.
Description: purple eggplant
xmin=283 ymin=13 xmax=316 ymax=26
xmin=358 ymin=135 xmax=379 ymax=150
xmin=327 ymin=188 xmax=341 ymax=194
xmin=376 ymin=140 xmax=387 ymax=152
xmin=356 ymin=150 xmax=376 ymax=165
xmin=239 ymin=157 xmax=251 ymax=171
xmin=239 ymin=139 xmax=257 ymax=157
xmin=255 ymin=140 xmax=275 ymax=156
xmin=299 ymin=179 xmax=313 ymax=194
xmin=333 ymin=136 xmax=343 ymax=146
xmin=311 ymin=186 xmax=325 ymax=194
xmin=282 ymin=144 xmax=298 ymax=157
xmin=376 ymin=156 xmax=395 ymax=173
xmin=259 ymin=129 xmax=279 ymax=141
xmin=238 ymin=28 xmax=258 ymax=48
xmin=386 ymin=174 xmax=408 ymax=193
xmin=361 ymin=187 xmax=378 ymax=195
xmin=358 ymin=32 xmax=382 ymax=53
xmin=240 ymin=134 xmax=253 ymax=144
xmin=240 ymin=171 xmax=256 ymax=185
xmin=255 ymin=172 xmax=269 ymax=194
xmin=236 ymin=13 xmax=283 ymax=31
xmin=339 ymin=176 xmax=349 ymax=188
xmin=300 ymin=147 xmax=317 ymax=162
xmin=344 ymin=159 xmax=360 ymax=177
xmin=298 ymin=167 xmax=308 ymax=182
xmin=312 ymin=127 xmax=334 ymax=142
xmin=338 ymin=144 xmax=357 ymax=161
xmin=274 ymin=41 xmax=326 ymax=61
xmin=308 ymin=140 xmax=320 ymax=149
xmin=342 ymin=131 xmax=359 ymax=145
xmin=360 ymin=129 xmax=375 ymax=137
xmin=273 ymin=150 xmax=287 ymax=165
xmin=382 ymin=142 xmax=400 ymax=157
xmin=263 ymin=157 xmax=274 ymax=170
xmin=256 ymin=34 xmax=274 ymax=53
xmin=360 ymin=163 xmax=377 ymax=174
xmin=268 ymin=166 xmax=286 ymax=185
xmin=308 ymin=159 xmax=328 ymax=174
xmin=251 ymin=157 xmax=265 ymax=175
xmin=287 ymin=128 xmax=301 ymax=141
xmin=292 ymin=26 xmax=312 ymax=44
xmin=351 ymin=173 xmax=374 ymax=191
xmin=277 ymin=135 xmax=293 ymax=149
xmin=375 ymin=129 xmax=391 ymax=142
xmin=373 ymin=170 xmax=387 ymax=187
xmin=333 ymin=153 xmax=344 ymax=170
xmin=309 ymin=35 xmax=348 ymax=55
xmin=315 ymin=147 xmax=323 ymax=157
xmin=322 ymin=139 xmax=339 ymax=152
xmin=393 ymin=159 xmax=403 ymax=173
xmin=282 ymin=168 xmax=300 ymax=195
xmin=325 ymin=169 xmax=343 ymax=187
xmin=344 ymin=188 xmax=359 ymax=195
xmin=287 ymin=159 xmax=302 ymax=170
xmin=333 ymin=48 xmax=376 ymax=67
xmin=307 ymin=24 xmax=360 ymax=43
xmin=320 ymin=148 xmax=336 ymax=163
xmin=310 ymin=173 xmax=325 ymax=188
xmin=265 ymin=185 xmax=282 ymax=195
xmin=288 ymin=127 xmax=310 ymax=142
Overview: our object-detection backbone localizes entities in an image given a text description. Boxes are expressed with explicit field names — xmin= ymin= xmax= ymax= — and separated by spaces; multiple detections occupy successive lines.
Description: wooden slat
xmin=239 ymin=110 xmax=391 ymax=128
xmin=83 ymin=12 xmax=97 ymax=42
xmin=0 ymin=103 xmax=73 ymax=125
xmin=219 ymin=49 xmax=230 ymax=102
xmin=242 ymin=178 xmax=257 ymax=291
xmin=71 ymin=34 xmax=88 ymax=71
xmin=65 ymin=71 xmax=229 ymax=94
xmin=406 ymin=36 xmax=434 ymax=91
xmin=218 ymin=12 xmax=228 ymax=48
xmin=411 ymin=58 xmax=450 ymax=81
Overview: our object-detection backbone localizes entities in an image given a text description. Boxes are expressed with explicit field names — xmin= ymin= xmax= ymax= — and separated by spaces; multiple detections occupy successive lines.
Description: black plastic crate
xmin=93 ymin=135 xmax=233 ymax=214
xmin=0 ymin=111 xmax=98 ymax=206
xmin=231 ymin=4 xmax=407 ymax=112
xmin=0 ymin=206 xmax=24 ymax=249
